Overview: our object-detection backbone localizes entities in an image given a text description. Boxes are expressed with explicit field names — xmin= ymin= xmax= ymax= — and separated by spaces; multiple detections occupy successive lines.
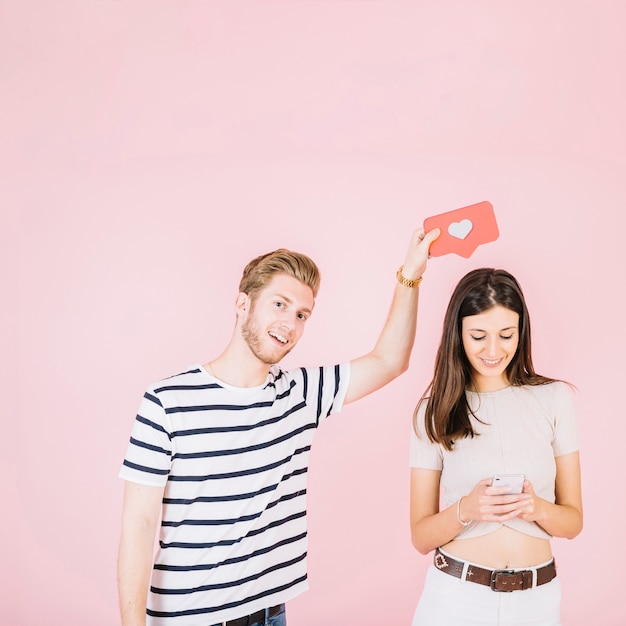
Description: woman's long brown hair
xmin=414 ymin=268 xmax=556 ymax=451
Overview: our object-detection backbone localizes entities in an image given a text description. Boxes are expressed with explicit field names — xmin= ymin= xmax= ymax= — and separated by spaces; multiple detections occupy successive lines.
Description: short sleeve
xmin=409 ymin=401 xmax=443 ymax=470
xmin=323 ymin=362 xmax=351 ymax=417
xmin=118 ymin=388 xmax=172 ymax=487
xmin=551 ymin=382 xmax=580 ymax=457
xmin=304 ymin=362 xmax=351 ymax=426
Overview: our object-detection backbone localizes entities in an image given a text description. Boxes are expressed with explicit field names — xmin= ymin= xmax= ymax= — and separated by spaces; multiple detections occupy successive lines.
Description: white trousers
xmin=411 ymin=563 xmax=562 ymax=626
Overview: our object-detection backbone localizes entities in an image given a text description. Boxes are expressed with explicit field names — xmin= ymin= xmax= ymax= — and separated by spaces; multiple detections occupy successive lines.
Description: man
xmin=118 ymin=227 xmax=439 ymax=626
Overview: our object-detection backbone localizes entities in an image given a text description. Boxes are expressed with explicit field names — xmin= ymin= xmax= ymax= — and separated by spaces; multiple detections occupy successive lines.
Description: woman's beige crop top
xmin=410 ymin=382 xmax=579 ymax=540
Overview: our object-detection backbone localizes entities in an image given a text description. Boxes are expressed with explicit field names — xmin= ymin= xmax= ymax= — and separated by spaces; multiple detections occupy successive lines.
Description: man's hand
xmin=398 ymin=227 xmax=441 ymax=282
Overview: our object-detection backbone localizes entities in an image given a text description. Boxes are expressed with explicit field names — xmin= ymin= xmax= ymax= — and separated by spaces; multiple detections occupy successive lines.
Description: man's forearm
xmin=118 ymin=481 xmax=164 ymax=626
xmin=118 ymin=524 xmax=155 ymax=626
xmin=371 ymin=278 xmax=420 ymax=374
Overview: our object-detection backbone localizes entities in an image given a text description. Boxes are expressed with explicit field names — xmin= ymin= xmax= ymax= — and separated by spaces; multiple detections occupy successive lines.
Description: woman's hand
xmin=459 ymin=478 xmax=531 ymax=523
xmin=515 ymin=479 xmax=549 ymax=523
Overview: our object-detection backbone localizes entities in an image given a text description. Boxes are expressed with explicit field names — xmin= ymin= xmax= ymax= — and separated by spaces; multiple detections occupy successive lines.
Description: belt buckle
xmin=490 ymin=569 xmax=516 ymax=592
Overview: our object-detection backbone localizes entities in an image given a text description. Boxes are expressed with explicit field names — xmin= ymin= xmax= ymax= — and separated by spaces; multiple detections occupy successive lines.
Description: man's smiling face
xmin=240 ymin=273 xmax=315 ymax=365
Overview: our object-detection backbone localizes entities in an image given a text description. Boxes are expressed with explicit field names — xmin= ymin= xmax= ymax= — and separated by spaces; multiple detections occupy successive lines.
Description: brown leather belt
xmin=214 ymin=604 xmax=283 ymax=626
xmin=434 ymin=548 xmax=557 ymax=592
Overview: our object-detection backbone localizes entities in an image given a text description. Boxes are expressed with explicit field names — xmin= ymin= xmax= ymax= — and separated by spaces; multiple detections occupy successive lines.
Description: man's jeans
xmin=211 ymin=604 xmax=286 ymax=626
xmin=254 ymin=604 xmax=286 ymax=626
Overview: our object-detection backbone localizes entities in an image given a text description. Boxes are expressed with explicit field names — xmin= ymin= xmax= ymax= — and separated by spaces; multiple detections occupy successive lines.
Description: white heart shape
xmin=448 ymin=219 xmax=473 ymax=240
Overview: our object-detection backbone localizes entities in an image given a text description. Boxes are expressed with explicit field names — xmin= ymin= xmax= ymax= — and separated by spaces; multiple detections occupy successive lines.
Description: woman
xmin=410 ymin=268 xmax=582 ymax=626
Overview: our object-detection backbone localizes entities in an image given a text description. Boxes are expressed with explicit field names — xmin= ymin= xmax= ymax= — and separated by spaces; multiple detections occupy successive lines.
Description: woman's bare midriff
xmin=441 ymin=526 xmax=553 ymax=569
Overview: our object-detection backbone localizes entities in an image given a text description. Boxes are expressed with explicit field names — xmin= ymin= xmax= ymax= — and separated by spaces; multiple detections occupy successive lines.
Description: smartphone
xmin=491 ymin=474 xmax=525 ymax=494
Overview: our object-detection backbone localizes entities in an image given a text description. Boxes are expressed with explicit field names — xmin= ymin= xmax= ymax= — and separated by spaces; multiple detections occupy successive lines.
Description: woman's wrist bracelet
xmin=456 ymin=497 xmax=472 ymax=528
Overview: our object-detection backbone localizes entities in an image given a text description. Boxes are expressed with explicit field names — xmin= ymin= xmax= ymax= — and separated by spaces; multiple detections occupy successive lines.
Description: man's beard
xmin=241 ymin=311 xmax=293 ymax=365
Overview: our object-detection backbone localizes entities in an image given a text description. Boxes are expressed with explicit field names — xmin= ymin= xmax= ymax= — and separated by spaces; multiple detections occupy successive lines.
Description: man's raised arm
xmin=344 ymin=227 xmax=439 ymax=404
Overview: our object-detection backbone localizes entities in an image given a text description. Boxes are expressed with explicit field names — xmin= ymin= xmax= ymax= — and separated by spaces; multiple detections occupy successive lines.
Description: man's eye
xmin=297 ymin=313 xmax=307 ymax=321
xmin=275 ymin=302 xmax=284 ymax=308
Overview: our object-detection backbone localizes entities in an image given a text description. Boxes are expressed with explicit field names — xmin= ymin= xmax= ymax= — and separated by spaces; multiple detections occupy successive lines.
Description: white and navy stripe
xmin=119 ymin=362 xmax=349 ymax=626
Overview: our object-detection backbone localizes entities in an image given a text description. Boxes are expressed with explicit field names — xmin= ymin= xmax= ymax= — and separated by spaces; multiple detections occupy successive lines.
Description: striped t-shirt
xmin=119 ymin=362 xmax=350 ymax=626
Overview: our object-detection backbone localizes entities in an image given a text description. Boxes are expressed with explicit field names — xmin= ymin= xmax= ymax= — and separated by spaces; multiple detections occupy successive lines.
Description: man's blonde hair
xmin=239 ymin=249 xmax=320 ymax=299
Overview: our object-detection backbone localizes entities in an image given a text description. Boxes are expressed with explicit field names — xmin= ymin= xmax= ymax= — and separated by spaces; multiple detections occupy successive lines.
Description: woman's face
xmin=461 ymin=305 xmax=520 ymax=392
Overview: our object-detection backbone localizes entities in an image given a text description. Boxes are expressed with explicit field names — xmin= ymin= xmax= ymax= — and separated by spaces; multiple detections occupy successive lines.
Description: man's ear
xmin=235 ymin=292 xmax=249 ymax=316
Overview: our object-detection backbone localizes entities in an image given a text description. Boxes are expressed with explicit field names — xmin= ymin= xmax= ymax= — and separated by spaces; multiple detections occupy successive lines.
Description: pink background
xmin=3 ymin=1 xmax=624 ymax=624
